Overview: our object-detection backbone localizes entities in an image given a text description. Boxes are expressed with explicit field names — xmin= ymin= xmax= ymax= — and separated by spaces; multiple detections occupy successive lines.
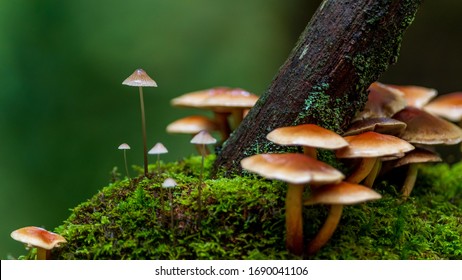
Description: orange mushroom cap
xmin=166 ymin=115 xmax=217 ymax=134
xmin=304 ymin=181 xmax=382 ymax=205
xmin=424 ymin=92 xmax=462 ymax=122
xmin=11 ymin=226 xmax=67 ymax=251
xmin=386 ymin=84 xmax=437 ymax=108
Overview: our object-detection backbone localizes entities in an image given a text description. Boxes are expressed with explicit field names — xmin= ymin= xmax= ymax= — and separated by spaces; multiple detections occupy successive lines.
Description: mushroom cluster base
xmin=16 ymin=155 xmax=462 ymax=260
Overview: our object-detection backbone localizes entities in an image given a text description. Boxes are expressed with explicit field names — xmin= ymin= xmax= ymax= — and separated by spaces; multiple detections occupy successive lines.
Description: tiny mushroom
xmin=266 ymin=124 xmax=348 ymax=159
xmin=123 ymin=69 xmax=157 ymax=177
xmin=304 ymin=181 xmax=382 ymax=254
xmin=336 ymin=131 xmax=414 ymax=186
xmin=11 ymin=226 xmax=67 ymax=260
xmin=162 ymin=178 xmax=178 ymax=235
xmin=241 ymin=153 xmax=344 ymax=256
xmin=148 ymin=142 xmax=168 ymax=175
xmin=190 ymin=130 xmax=217 ymax=225
xmin=118 ymin=143 xmax=132 ymax=187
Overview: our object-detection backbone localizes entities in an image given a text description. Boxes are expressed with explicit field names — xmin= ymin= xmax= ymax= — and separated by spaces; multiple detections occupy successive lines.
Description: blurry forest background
xmin=1 ymin=0 xmax=461 ymax=258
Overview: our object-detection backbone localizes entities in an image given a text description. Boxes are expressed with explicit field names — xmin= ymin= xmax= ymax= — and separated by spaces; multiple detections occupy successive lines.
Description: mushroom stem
xmin=36 ymin=247 xmax=49 ymax=260
xmin=138 ymin=86 xmax=149 ymax=176
xmin=157 ymin=154 xmax=165 ymax=212
xmin=231 ymin=109 xmax=244 ymax=130
xmin=307 ymin=204 xmax=343 ymax=255
xmin=303 ymin=146 xmax=317 ymax=159
xmin=214 ymin=111 xmax=232 ymax=142
xmin=363 ymin=160 xmax=382 ymax=188
xmin=169 ymin=188 xmax=175 ymax=243
xmin=197 ymin=144 xmax=206 ymax=227
xmin=194 ymin=143 xmax=209 ymax=156
xmin=401 ymin=163 xmax=418 ymax=197
xmin=347 ymin=157 xmax=377 ymax=184
xmin=285 ymin=183 xmax=305 ymax=256
xmin=122 ymin=150 xmax=133 ymax=187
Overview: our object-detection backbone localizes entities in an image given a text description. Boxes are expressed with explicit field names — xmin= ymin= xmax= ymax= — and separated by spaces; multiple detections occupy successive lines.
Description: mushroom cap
xmin=11 ymin=226 xmax=67 ymax=250
xmin=240 ymin=153 xmax=344 ymax=185
xmin=162 ymin=178 xmax=177 ymax=188
xmin=166 ymin=115 xmax=217 ymax=134
xmin=190 ymin=130 xmax=217 ymax=145
xmin=387 ymin=148 xmax=442 ymax=168
xmin=393 ymin=106 xmax=462 ymax=145
xmin=336 ymin=131 xmax=414 ymax=158
xmin=424 ymin=92 xmax=462 ymax=122
xmin=354 ymin=82 xmax=406 ymax=120
xmin=171 ymin=87 xmax=259 ymax=112
xmin=122 ymin=69 xmax=157 ymax=87
xmin=118 ymin=143 xmax=131 ymax=150
xmin=304 ymin=181 xmax=382 ymax=205
xmin=386 ymin=84 xmax=437 ymax=108
xmin=343 ymin=117 xmax=407 ymax=137
xmin=148 ymin=142 xmax=168 ymax=154
xmin=267 ymin=124 xmax=348 ymax=149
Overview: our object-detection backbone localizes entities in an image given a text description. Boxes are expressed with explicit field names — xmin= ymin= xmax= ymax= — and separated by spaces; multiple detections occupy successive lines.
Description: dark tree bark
xmin=214 ymin=0 xmax=422 ymax=175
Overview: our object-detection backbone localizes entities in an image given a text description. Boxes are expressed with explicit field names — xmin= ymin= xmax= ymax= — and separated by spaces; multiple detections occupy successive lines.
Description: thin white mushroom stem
xmin=169 ymin=188 xmax=175 ymax=243
xmin=157 ymin=154 xmax=165 ymax=212
xmin=193 ymin=142 xmax=209 ymax=155
xmin=347 ymin=157 xmax=377 ymax=184
xmin=401 ymin=163 xmax=418 ymax=197
xmin=307 ymin=204 xmax=343 ymax=255
xmin=197 ymin=144 xmax=206 ymax=226
xmin=122 ymin=150 xmax=133 ymax=187
xmin=285 ymin=183 xmax=305 ymax=256
xmin=363 ymin=160 xmax=382 ymax=188
xmin=138 ymin=86 xmax=149 ymax=176
xmin=302 ymin=146 xmax=317 ymax=159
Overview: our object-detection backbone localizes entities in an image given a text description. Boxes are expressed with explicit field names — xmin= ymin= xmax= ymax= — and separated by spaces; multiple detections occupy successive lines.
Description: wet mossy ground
xmin=22 ymin=156 xmax=462 ymax=260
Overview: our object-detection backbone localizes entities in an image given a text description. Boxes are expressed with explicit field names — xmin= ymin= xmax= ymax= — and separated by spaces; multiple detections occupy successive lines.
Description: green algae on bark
xmin=18 ymin=158 xmax=462 ymax=260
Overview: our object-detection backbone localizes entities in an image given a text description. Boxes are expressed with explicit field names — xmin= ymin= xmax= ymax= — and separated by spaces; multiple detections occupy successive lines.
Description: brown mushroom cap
xmin=304 ymin=181 xmax=382 ymax=205
xmin=336 ymin=131 xmax=414 ymax=158
xmin=343 ymin=117 xmax=407 ymax=137
xmin=240 ymin=153 xmax=344 ymax=185
xmin=386 ymin=84 xmax=437 ymax=108
xmin=148 ymin=142 xmax=168 ymax=154
xmin=387 ymin=148 xmax=442 ymax=168
xmin=171 ymin=87 xmax=258 ymax=112
xmin=354 ymin=82 xmax=406 ymax=120
xmin=424 ymin=92 xmax=462 ymax=122
xmin=393 ymin=106 xmax=462 ymax=145
xmin=267 ymin=124 xmax=348 ymax=149
xmin=122 ymin=69 xmax=157 ymax=87
xmin=11 ymin=226 xmax=67 ymax=250
xmin=166 ymin=116 xmax=217 ymax=134
xmin=190 ymin=130 xmax=217 ymax=145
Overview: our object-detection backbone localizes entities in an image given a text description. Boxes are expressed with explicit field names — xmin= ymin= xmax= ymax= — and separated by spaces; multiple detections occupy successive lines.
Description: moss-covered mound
xmin=24 ymin=156 xmax=462 ymax=259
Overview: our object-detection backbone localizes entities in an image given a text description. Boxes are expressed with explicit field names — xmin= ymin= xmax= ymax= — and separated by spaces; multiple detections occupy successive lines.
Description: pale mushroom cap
xmin=336 ymin=131 xmax=414 ymax=158
xmin=166 ymin=115 xmax=217 ymax=134
xmin=393 ymin=106 xmax=462 ymax=145
xmin=122 ymin=69 xmax=157 ymax=87
xmin=171 ymin=87 xmax=258 ymax=111
xmin=386 ymin=84 xmax=437 ymax=108
xmin=388 ymin=148 xmax=442 ymax=168
xmin=343 ymin=117 xmax=407 ymax=137
xmin=148 ymin=142 xmax=168 ymax=154
xmin=304 ymin=181 xmax=382 ymax=205
xmin=190 ymin=130 xmax=217 ymax=145
xmin=267 ymin=124 xmax=348 ymax=149
xmin=162 ymin=178 xmax=177 ymax=188
xmin=354 ymin=82 xmax=406 ymax=120
xmin=118 ymin=143 xmax=131 ymax=150
xmin=424 ymin=92 xmax=462 ymax=122
xmin=11 ymin=226 xmax=67 ymax=250
xmin=240 ymin=153 xmax=344 ymax=185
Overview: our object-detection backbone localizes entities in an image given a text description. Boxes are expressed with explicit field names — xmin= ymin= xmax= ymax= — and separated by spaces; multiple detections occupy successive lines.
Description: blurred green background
xmin=0 ymin=0 xmax=460 ymax=259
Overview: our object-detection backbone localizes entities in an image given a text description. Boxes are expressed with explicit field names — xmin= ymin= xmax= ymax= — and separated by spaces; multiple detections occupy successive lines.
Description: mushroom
xmin=190 ymin=130 xmax=217 ymax=225
xmin=117 ymin=143 xmax=132 ymax=187
xmin=343 ymin=117 xmax=407 ymax=137
xmin=386 ymin=84 xmax=437 ymax=108
xmin=162 ymin=178 xmax=178 ymax=238
xmin=166 ymin=115 xmax=217 ymax=155
xmin=304 ymin=181 xmax=381 ymax=254
xmin=171 ymin=87 xmax=259 ymax=141
xmin=336 ymin=131 xmax=414 ymax=186
xmin=11 ymin=226 xmax=67 ymax=260
xmin=241 ymin=153 xmax=344 ymax=255
xmin=382 ymin=148 xmax=442 ymax=197
xmin=266 ymin=124 xmax=348 ymax=159
xmin=148 ymin=142 xmax=168 ymax=176
xmin=122 ymin=69 xmax=157 ymax=177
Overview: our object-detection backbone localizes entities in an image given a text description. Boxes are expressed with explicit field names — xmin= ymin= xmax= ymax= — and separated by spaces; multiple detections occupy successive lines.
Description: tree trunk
xmin=214 ymin=0 xmax=421 ymax=175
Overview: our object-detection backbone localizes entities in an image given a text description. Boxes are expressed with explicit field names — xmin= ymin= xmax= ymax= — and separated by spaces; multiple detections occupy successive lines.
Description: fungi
xmin=122 ymin=69 xmax=157 ymax=176
xmin=162 ymin=178 xmax=178 ymax=239
xmin=304 ymin=181 xmax=381 ymax=254
xmin=148 ymin=142 xmax=168 ymax=176
xmin=241 ymin=153 xmax=344 ymax=255
xmin=266 ymin=124 xmax=348 ymax=159
xmin=386 ymin=84 xmax=437 ymax=108
xmin=11 ymin=226 xmax=67 ymax=260
xmin=117 ymin=143 xmax=132 ymax=187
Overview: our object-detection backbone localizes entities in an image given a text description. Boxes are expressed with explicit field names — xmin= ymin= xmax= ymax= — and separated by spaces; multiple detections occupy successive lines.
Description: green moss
xmin=18 ymin=159 xmax=462 ymax=260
